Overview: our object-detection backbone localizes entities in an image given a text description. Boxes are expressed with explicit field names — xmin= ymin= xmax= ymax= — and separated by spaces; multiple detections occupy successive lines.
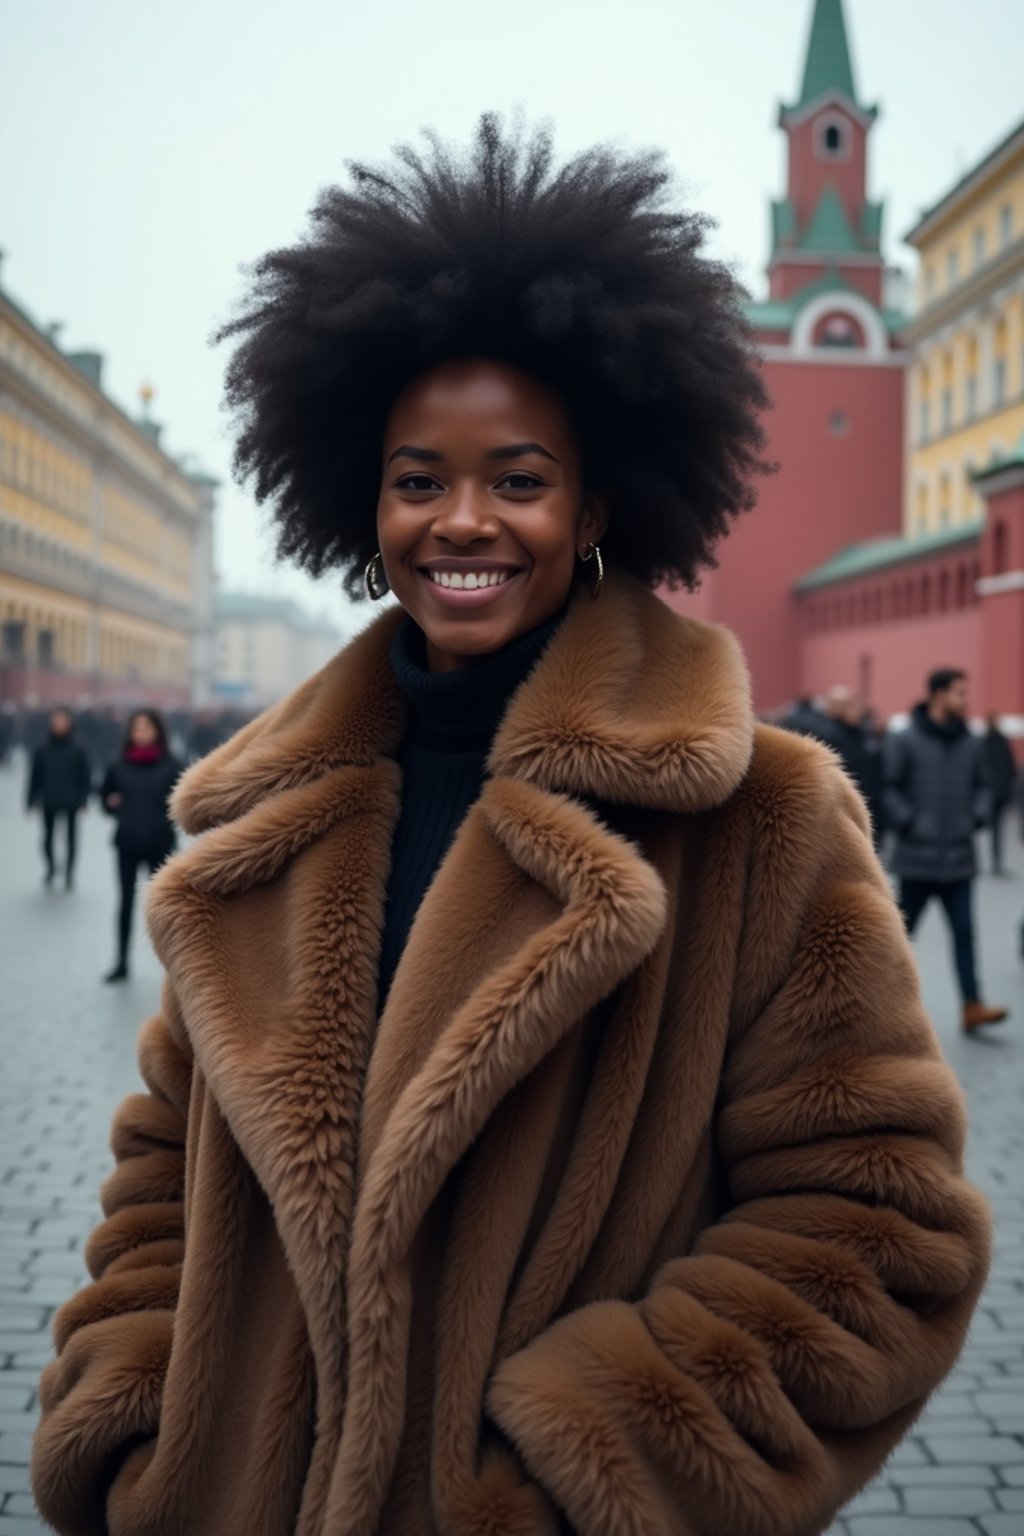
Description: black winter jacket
xmin=100 ymin=753 xmax=183 ymax=858
xmin=981 ymin=727 xmax=1017 ymax=807
xmin=27 ymin=735 xmax=92 ymax=814
xmin=883 ymin=705 xmax=991 ymax=882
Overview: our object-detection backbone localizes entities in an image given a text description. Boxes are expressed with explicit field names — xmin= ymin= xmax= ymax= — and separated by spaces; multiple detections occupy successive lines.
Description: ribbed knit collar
xmin=389 ymin=609 xmax=565 ymax=752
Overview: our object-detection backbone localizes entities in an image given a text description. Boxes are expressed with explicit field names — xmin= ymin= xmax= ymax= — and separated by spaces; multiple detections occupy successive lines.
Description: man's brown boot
xmin=963 ymin=1001 xmax=1009 ymax=1032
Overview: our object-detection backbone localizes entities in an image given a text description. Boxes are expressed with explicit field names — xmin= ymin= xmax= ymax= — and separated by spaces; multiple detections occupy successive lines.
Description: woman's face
xmin=129 ymin=713 xmax=159 ymax=748
xmin=377 ymin=358 xmax=604 ymax=672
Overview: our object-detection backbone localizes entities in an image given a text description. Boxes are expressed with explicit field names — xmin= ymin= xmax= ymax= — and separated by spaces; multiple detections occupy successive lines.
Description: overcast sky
xmin=2 ymin=0 xmax=1022 ymax=639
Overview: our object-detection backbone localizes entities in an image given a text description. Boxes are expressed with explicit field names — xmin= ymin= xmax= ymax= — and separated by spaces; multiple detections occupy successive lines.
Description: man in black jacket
xmin=884 ymin=669 xmax=1007 ymax=1032
xmin=26 ymin=708 xmax=92 ymax=889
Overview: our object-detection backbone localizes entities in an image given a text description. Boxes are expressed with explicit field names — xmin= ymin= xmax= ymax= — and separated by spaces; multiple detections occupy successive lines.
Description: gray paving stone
xmin=903 ymin=1485 xmax=996 ymax=1516
xmin=994 ymin=1489 xmax=1024 ymax=1510
xmin=846 ymin=1520 xmax=981 ymax=1535
xmin=922 ymin=1437 xmax=1024 ymax=1467
xmin=0 ymin=1518 xmax=47 ymax=1536
xmin=979 ymin=1518 xmax=1024 ymax=1536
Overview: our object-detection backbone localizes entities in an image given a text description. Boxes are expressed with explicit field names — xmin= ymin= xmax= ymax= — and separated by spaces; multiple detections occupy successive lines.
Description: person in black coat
xmin=982 ymin=713 xmax=1017 ymax=875
xmin=884 ymin=668 xmax=1007 ymax=1032
xmin=26 ymin=708 xmax=92 ymax=889
xmin=99 ymin=708 xmax=183 ymax=982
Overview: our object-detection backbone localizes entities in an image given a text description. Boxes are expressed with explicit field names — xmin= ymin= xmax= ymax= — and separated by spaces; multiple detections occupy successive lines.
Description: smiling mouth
xmin=426 ymin=568 xmax=514 ymax=590
xmin=417 ymin=562 xmax=526 ymax=607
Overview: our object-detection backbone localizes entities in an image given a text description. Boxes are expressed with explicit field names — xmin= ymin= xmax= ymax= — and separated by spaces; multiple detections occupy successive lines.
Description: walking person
xmin=98 ymin=708 xmax=182 ymax=983
xmin=33 ymin=120 xmax=990 ymax=1536
xmin=25 ymin=707 xmax=91 ymax=889
xmin=884 ymin=668 xmax=1008 ymax=1032
xmin=982 ymin=711 xmax=1017 ymax=875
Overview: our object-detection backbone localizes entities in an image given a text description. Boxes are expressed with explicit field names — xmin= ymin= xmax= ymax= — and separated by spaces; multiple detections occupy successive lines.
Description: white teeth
xmin=428 ymin=570 xmax=511 ymax=590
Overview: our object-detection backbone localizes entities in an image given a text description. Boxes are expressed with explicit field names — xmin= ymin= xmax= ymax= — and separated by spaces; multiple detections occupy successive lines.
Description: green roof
xmin=795 ymin=521 xmax=983 ymax=592
xmin=797 ymin=0 xmax=856 ymax=108
xmin=800 ymin=185 xmax=861 ymax=253
xmin=746 ymin=270 xmax=905 ymax=337
xmin=861 ymin=200 xmax=883 ymax=247
xmin=972 ymin=431 xmax=1024 ymax=480
xmin=772 ymin=198 xmax=797 ymax=247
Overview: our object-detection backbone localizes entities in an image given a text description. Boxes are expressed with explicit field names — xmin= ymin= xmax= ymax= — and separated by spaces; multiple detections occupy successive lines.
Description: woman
xmin=99 ymin=709 xmax=182 ymax=982
xmin=33 ymin=120 xmax=989 ymax=1536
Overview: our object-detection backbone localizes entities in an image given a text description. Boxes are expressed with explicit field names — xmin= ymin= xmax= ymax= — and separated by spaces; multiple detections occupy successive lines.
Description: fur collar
xmin=174 ymin=572 xmax=753 ymax=840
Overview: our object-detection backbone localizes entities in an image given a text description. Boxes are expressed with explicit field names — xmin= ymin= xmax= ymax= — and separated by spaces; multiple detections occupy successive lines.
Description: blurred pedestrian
xmin=884 ymin=668 xmax=1007 ymax=1032
xmin=25 ymin=707 xmax=92 ymax=889
xmin=981 ymin=712 xmax=1016 ymax=875
xmin=99 ymin=708 xmax=182 ymax=982
xmin=779 ymin=693 xmax=827 ymax=737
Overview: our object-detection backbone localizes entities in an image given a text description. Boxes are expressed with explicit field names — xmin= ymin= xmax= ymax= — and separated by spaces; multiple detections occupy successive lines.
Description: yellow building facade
xmin=0 ymin=283 xmax=216 ymax=708
xmin=905 ymin=116 xmax=1024 ymax=535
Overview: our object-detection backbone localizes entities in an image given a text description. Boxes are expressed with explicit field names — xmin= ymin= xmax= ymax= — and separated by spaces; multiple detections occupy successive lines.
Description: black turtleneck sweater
xmin=379 ymin=612 xmax=563 ymax=1001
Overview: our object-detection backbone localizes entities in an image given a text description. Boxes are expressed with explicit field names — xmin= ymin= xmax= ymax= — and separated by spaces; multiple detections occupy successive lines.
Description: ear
xmin=576 ymin=492 xmax=610 ymax=553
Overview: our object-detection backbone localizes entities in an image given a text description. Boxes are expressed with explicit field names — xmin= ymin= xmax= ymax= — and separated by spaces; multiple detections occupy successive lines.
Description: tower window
xmin=1000 ymin=203 xmax=1014 ymax=247
xmin=815 ymin=114 xmax=850 ymax=161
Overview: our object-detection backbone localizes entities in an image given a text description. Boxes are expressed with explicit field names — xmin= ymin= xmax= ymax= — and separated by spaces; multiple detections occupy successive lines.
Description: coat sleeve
xmin=486 ymin=765 xmax=991 ymax=1536
xmin=31 ymin=980 xmax=192 ymax=1536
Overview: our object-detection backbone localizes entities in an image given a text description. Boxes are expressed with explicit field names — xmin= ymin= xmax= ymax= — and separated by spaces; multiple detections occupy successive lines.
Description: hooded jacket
xmin=883 ymin=703 xmax=991 ymax=883
xmin=32 ymin=575 xmax=990 ymax=1536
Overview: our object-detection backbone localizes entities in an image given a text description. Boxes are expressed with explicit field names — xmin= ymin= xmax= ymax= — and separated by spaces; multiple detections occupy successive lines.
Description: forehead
xmin=385 ymin=359 xmax=573 ymax=446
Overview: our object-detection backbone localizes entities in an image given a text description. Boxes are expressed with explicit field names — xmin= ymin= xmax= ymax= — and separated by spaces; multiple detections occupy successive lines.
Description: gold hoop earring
xmin=363 ymin=551 xmax=389 ymax=601
xmin=579 ymin=542 xmax=604 ymax=600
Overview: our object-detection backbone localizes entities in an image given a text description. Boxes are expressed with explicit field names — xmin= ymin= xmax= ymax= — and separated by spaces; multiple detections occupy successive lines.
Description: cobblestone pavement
xmin=1 ymin=754 xmax=1022 ymax=1536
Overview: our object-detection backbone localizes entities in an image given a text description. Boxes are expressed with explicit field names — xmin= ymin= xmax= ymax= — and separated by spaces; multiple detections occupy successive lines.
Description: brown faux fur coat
xmin=32 ymin=575 xmax=990 ymax=1536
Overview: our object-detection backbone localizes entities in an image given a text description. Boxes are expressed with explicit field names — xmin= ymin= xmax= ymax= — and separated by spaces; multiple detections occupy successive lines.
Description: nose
xmin=429 ymin=484 xmax=501 ymax=545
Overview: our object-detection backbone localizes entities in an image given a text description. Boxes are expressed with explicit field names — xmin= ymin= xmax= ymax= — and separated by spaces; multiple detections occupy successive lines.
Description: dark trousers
xmin=899 ymin=877 xmax=980 ymax=1004
xmin=115 ymin=846 xmax=171 ymax=965
xmin=42 ymin=808 xmax=78 ymax=879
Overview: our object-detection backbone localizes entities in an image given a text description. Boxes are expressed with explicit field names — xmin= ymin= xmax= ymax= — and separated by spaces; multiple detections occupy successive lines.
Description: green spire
xmin=800 ymin=186 xmax=860 ymax=253
xmin=797 ymin=0 xmax=856 ymax=108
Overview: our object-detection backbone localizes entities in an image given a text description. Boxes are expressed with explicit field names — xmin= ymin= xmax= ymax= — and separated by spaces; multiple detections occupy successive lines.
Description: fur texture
xmin=31 ymin=575 xmax=990 ymax=1536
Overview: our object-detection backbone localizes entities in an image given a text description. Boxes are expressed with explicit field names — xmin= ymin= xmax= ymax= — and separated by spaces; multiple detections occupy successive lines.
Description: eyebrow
xmin=386 ymin=445 xmax=443 ymax=466
xmin=487 ymin=442 xmax=558 ymax=463
xmin=385 ymin=441 xmax=559 ymax=467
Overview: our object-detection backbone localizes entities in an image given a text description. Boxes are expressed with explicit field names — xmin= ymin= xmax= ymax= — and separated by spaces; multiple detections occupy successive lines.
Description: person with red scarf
xmin=99 ymin=709 xmax=182 ymax=982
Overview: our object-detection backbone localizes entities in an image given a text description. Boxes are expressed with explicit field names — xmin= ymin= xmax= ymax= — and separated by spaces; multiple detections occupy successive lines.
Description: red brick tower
xmin=664 ymin=0 xmax=906 ymax=713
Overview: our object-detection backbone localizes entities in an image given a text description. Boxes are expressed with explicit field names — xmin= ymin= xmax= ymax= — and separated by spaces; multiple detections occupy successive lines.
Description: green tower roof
xmin=797 ymin=0 xmax=856 ymax=107
xmin=800 ymin=185 xmax=861 ymax=252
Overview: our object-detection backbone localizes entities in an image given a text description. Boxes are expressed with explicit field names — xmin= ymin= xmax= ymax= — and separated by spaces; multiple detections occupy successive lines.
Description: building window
xmin=938 ymin=571 xmax=949 ymax=611
xmin=1000 ymin=203 xmax=1014 ymax=247
xmin=921 ymin=575 xmax=932 ymax=614
xmin=941 ymin=388 xmax=953 ymax=432
xmin=828 ymin=409 xmax=849 ymax=436
xmin=920 ymin=400 xmax=930 ymax=442
xmin=994 ymin=358 xmax=1007 ymax=407
xmin=966 ymin=373 xmax=977 ymax=419
xmin=947 ymin=248 xmax=959 ymax=285
xmin=925 ymin=265 xmax=935 ymax=301
xmin=973 ymin=227 xmax=986 ymax=267
xmin=956 ymin=566 xmax=968 ymax=607
xmin=993 ymin=520 xmax=1008 ymax=575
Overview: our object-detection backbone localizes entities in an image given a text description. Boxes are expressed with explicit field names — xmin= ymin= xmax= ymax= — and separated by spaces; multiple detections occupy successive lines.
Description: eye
xmin=496 ymin=472 xmax=544 ymax=492
xmin=395 ymin=473 xmax=441 ymax=493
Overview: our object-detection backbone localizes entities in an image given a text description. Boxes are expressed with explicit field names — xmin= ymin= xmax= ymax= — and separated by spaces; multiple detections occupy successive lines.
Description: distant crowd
xmin=0 ymin=702 xmax=253 ymax=771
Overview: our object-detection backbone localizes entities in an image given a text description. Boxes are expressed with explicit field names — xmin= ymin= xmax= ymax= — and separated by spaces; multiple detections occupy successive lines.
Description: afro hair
xmin=218 ymin=114 xmax=771 ymax=599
